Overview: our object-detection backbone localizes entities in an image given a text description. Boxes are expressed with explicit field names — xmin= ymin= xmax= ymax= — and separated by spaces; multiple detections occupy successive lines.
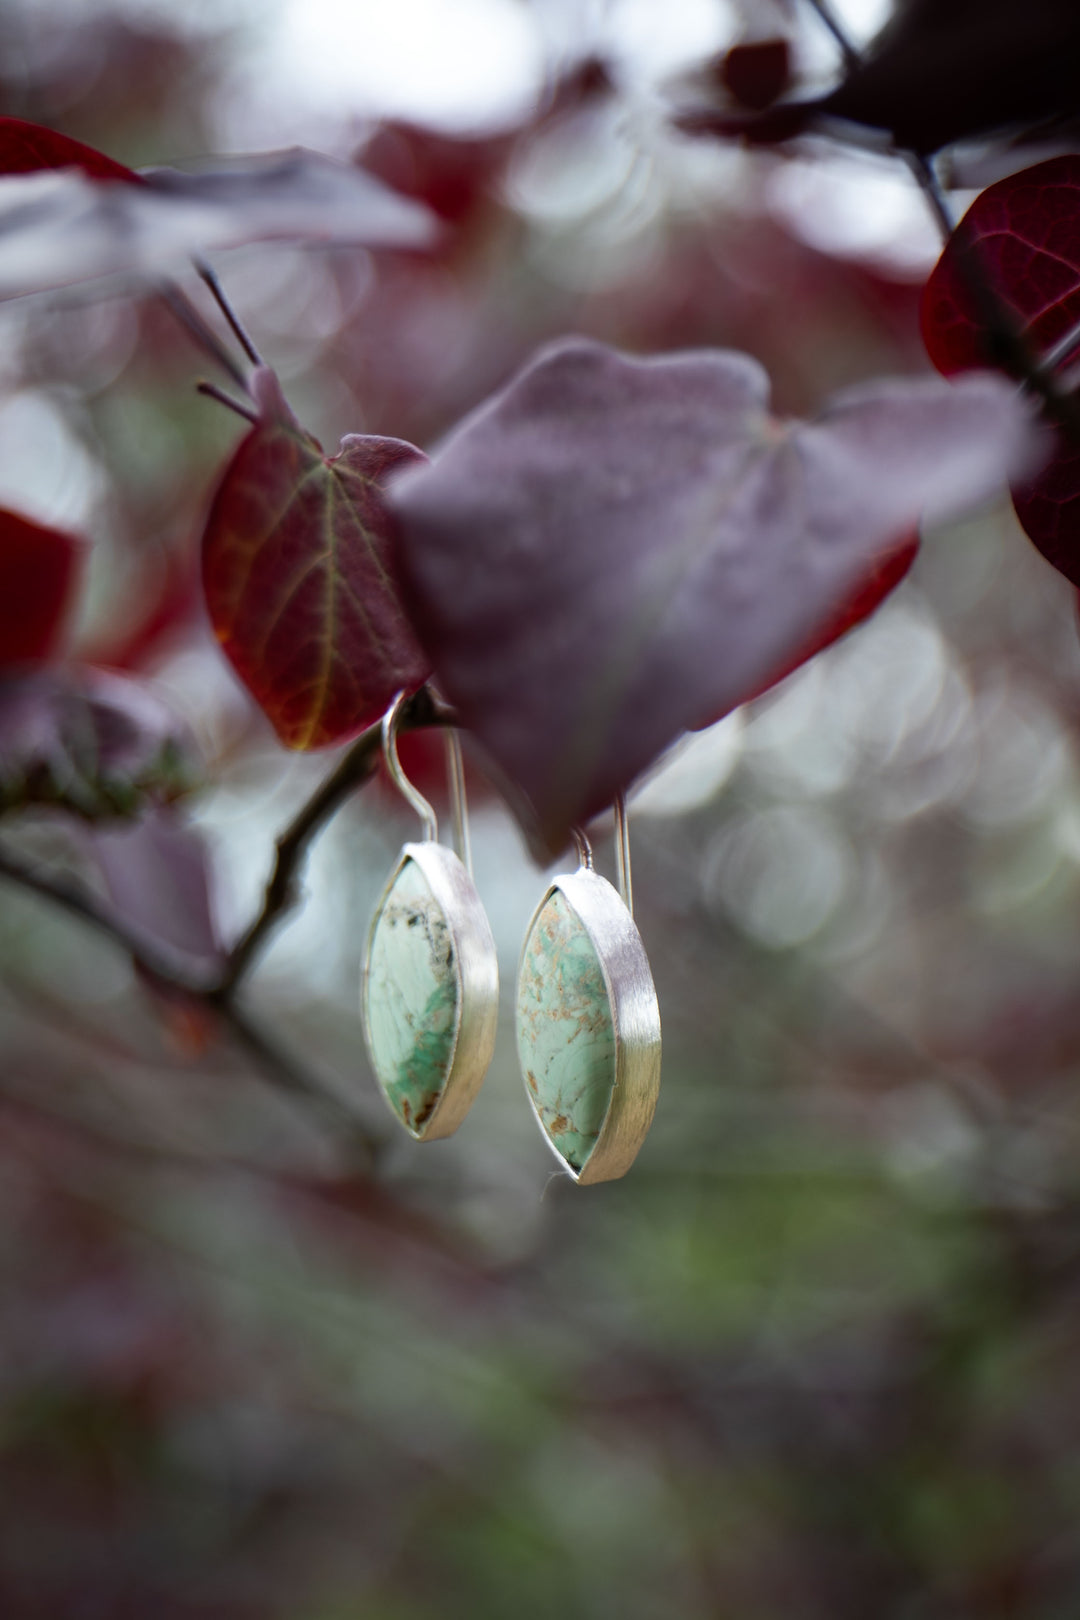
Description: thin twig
xmin=803 ymin=0 xmax=861 ymax=71
xmin=0 ymin=687 xmax=455 ymax=1148
xmin=0 ymin=842 xmax=215 ymax=993
xmin=197 ymin=380 xmax=260 ymax=424
xmin=218 ymin=685 xmax=454 ymax=994
xmin=0 ymin=841 xmax=369 ymax=1134
xmin=195 ymin=257 xmax=263 ymax=368
xmin=158 ymin=278 xmax=250 ymax=391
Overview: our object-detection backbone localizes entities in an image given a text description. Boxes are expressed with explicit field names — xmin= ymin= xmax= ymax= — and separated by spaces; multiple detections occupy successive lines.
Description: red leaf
xmin=202 ymin=369 xmax=430 ymax=751
xmin=0 ymin=117 xmax=139 ymax=182
xmin=922 ymin=158 xmax=1080 ymax=582
xmin=390 ymin=339 xmax=1039 ymax=856
xmin=0 ymin=508 xmax=83 ymax=667
xmin=1010 ymin=440 xmax=1080 ymax=586
xmin=922 ymin=157 xmax=1080 ymax=377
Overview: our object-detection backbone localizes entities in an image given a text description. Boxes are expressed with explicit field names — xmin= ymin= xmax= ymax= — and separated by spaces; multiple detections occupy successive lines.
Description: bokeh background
xmin=4 ymin=2 xmax=1080 ymax=1616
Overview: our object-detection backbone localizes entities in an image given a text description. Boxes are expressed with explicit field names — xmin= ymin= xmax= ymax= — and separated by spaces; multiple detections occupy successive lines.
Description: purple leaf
xmin=390 ymin=338 xmax=1042 ymax=856
xmin=0 ymin=666 xmax=198 ymax=820
xmin=91 ymin=807 xmax=222 ymax=975
xmin=0 ymin=147 xmax=437 ymax=301
xmin=677 ymin=0 xmax=1080 ymax=156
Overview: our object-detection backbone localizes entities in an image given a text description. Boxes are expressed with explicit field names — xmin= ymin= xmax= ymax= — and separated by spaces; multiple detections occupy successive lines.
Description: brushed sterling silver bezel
xmin=362 ymin=840 xmax=499 ymax=1142
xmin=517 ymin=866 xmax=661 ymax=1186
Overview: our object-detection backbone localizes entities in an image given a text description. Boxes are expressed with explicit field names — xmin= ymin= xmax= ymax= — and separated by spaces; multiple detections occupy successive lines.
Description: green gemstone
xmin=366 ymin=857 xmax=460 ymax=1134
xmin=516 ymin=889 xmax=616 ymax=1172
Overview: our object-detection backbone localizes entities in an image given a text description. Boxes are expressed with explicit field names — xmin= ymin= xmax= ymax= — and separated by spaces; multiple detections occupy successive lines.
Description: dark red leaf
xmin=1010 ymin=439 xmax=1080 ymax=585
xmin=0 ymin=666 xmax=198 ymax=820
xmin=0 ymin=117 xmax=140 ymax=182
xmin=202 ymin=369 xmax=430 ymax=751
xmin=921 ymin=157 xmax=1080 ymax=582
xmin=821 ymin=0 xmax=1080 ymax=155
xmin=0 ymin=509 xmax=83 ymax=667
xmin=922 ymin=157 xmax=1080 ymax=377
xmin=719 ymin=39 xmax=791 ymax=113
xmin=678 ymin=0 xmax=1080 ymax=155
xmin=390 ymin=339 xmax=1039 ymax=856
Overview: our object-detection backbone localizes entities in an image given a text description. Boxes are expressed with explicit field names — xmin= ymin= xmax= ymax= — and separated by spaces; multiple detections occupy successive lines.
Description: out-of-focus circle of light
xmin=253 ymin=0 xmax=547 ymax=133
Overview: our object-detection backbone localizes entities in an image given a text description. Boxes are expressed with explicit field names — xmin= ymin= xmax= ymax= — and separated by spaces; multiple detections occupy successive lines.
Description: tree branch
xmin=217 ymin=684 xmax=454 ymax=995
xmin=0 ymin=687 xmax=456 ymax=1151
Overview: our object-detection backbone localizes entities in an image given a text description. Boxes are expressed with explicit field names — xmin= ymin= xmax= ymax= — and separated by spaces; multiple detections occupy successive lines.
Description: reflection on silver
xmin=361 ymin=690 xmax=498 ymax=1142
xmin=517 ymin=809 xmax=661 ymax=1187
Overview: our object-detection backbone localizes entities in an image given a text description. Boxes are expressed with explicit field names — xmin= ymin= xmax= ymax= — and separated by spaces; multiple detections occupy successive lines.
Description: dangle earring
xmin=362 ymin=691 xmax=499 ymax=1141
xmin=516 ymin=795 xmax=661 ymax=1185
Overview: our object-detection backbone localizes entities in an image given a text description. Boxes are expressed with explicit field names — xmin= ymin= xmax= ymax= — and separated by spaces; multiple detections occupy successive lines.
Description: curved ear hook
xmin=571 ymin=795 xmax=633 ymax=914
xmin=571 ymin=826 xmax=594 ymax=872
xmin=383 ymin=689 xmax=438 ymax=843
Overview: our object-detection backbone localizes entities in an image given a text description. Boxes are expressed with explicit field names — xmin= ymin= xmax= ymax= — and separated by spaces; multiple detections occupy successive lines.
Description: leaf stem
xmin=196 ymin=380 xmax=260 ymax=424
xmin=158 ymin=278 xmax=250 ymax=392
xmin=195 ymin=257 xmax=264 ymax=369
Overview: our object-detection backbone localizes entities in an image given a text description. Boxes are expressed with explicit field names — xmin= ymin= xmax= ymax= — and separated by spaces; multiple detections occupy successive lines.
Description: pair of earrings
xmin=361 ymin=692 xmax=661 ymax=1185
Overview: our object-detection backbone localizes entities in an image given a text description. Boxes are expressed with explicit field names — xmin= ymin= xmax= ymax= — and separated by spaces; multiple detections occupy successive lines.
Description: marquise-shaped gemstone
xmin=365 ymin=857 xmax=460 ymax=1134
xmin=516 ymin=889 xmax=616 ymax=1172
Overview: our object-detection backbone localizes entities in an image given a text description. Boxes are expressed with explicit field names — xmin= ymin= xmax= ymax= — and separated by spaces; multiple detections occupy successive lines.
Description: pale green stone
xmin=366 ymin=857 xmax=460 ymax=1134
xmin=517 ymin=890 xmax=615 ymax=1172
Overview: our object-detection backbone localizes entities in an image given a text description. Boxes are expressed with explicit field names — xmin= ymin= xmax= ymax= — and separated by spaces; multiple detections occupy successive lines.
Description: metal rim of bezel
xmin=517 ymin=866 xmax=661 ymax=1186
xmin=362 ymin=841 xmax=499 ymax=1142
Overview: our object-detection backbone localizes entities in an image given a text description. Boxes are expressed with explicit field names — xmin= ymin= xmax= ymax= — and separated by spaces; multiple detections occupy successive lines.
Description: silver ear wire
xmin=517 ymin=792 xmax=660 ymax=1186
xmin=382 ymin=688 xmax=437 ymax=843
xmin=362 ymin=688 xmax=499 ymax=1143
xmin=444 ymin=728 xmax=472 ymax=876
xmin=572 ymin=826 xmax=594 ymax=871
xmin=614 ymin=791 xmax=633 ymax=916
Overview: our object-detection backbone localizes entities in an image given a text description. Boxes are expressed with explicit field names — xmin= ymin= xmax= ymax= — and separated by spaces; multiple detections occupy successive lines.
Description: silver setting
xmin=361 ymin=688 xmax=498 ymax=1142
xmin=518 ymin=864 xmax=661 ymax=1187
xmin=363 ymin=839 xmax=499 ymax=1142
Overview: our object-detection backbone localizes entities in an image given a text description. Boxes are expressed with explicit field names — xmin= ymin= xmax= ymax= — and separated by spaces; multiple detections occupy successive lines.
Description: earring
xmin=516 ymin=794 xmax=661 ymax=1185
xmin=362 ymin=691 xmax=499 ymax=1141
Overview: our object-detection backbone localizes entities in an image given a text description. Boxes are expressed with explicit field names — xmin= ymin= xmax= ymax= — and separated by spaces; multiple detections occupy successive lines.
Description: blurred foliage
xmin=2 ymin=2 xmax=1080 ymax=1617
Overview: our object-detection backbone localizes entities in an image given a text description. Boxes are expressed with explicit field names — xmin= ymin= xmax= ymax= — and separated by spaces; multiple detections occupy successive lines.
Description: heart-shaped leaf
xmin=0 ymin=143 xmax=437 ymax=302
xmin=922 ymin=157 xmax=1080 ymax=378
xmin=922 ymin=156 xmax=1080 ymax=583
xmin=0 ymin=666 xmax=198 ymax=820
xmin=678 ymin=0 xmax=1080 ymax=155
xmin=0 ymin=508 xmax=83 ymax=667
xmin=390 ymin=339 xmax=1040 ymax=855
xmin=821 ymin=0 xmax=1080 ymax=155
xmin=202 ymin=369 xmax=430 ymax=750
